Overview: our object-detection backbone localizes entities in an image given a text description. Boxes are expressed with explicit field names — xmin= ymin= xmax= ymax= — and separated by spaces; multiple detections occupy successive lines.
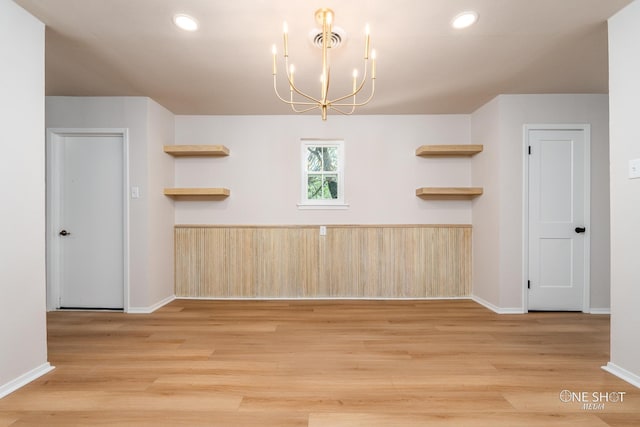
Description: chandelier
xmin=271 ymin=8 xmax=376 ymax=121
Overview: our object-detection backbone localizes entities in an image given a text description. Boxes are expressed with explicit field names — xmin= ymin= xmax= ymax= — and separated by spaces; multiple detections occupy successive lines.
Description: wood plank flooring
xmin=1 ymin=299 xmax=638 ymax=426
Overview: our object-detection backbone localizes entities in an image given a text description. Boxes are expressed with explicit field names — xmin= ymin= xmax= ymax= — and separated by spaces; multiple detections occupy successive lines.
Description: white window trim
xmin=298 ymin=139 xmax=348 ymax=209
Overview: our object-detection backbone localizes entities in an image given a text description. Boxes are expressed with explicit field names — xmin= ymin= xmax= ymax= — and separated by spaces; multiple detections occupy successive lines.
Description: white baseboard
xmin=127 ymin=295 xmax=176 ymax=314
xmin=0 ymin=362 xmax=55 ymax=399
xmin=589 ymin=308 xmax=611 ymax=315
xmin=602 ymin=362 xmax=640 ymax=388
xmin=471 ymin=295 xmax=525 ymax=314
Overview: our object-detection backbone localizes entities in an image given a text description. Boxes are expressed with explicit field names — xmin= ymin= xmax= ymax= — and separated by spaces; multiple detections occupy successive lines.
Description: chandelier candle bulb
xmin=283 ymin=22 xmax=289 ymax=56
xmin=365 ymin=24 xmax=370 ymax=59
xmin=271 ymin=45 xmax=277 ymax=74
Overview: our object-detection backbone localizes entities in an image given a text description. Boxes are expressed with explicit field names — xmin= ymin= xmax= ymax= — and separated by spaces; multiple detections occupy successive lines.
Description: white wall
xmin=146 ymin=100 xmax=175 ymax=305
xmin=607 ymin=0 xmax=640 ymax=386
xmin=470 ymin=98 xmax=502 ymax=307
xmin=174 ymin=115 xmax=472 ymax=225
xmin=45 ymin=97 xmax=174 ymax=311
xmin=0 ymin=0 xmax=51 ymax=396
xmin=471 ymin=94 xmax=610 ymax=312
xmin=44 ymin=97 xmax=610 ymax=313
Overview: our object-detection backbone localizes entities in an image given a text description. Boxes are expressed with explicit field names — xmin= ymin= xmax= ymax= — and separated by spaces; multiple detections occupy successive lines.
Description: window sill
xmin=297 ymin=203 xmax=350 ymax=210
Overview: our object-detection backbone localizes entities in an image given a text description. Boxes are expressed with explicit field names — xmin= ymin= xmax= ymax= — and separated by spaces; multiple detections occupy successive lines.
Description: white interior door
xmin=53 ymin=133 xmax=125 ymax=309
xmin=527 ymin=128 xmax=589 ymax=311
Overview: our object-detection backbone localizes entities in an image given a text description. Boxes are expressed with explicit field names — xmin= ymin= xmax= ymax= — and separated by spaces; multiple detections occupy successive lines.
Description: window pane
xmin=307 ymin=175 xmax=323 ymax=199
xmin=307 ymin=148 xmax=322 ymax=172
xmin=324 ymin=174 xmax=339 ymax=199
xmin=307 ymin=146 xmax=339 ymax=173
xmin=324 ymin=147 xmax=338 ymax=172
xmin=301 ymin=140 xmax=344 ymax=205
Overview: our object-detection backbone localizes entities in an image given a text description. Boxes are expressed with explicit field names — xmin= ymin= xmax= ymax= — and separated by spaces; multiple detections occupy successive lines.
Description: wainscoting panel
xmin=175 ymin=225 xmax=471 ymax=298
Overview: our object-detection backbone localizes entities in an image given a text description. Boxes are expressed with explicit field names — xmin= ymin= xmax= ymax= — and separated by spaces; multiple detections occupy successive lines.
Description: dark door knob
xmin=575 ymin=227 xmax=586 ymax=233
xmin=59 ymin=229 xmax=71 ymax=236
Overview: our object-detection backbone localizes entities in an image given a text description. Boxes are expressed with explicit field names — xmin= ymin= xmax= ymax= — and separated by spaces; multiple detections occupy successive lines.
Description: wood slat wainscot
xmin=174 ymin=224 xmax=472 ymax=298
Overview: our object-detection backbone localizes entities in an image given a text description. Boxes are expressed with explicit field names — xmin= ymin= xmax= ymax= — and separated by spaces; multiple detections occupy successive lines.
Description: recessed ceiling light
xmin=451 ymin=11 xmax=478 ymax=29
xmin=173 ymin=14 xmax=199 ymax=32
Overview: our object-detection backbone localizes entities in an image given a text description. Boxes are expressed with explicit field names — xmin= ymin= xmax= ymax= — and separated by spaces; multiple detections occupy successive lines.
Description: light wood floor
xmin=1 ymin=300 xmax=638 ymax=426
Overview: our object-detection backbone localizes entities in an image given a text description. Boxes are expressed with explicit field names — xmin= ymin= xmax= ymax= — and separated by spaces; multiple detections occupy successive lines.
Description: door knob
xmin=575 ymin=227 xmax=586 ymax=233
xmin=59 ymin=229 xmax=71 ymax=236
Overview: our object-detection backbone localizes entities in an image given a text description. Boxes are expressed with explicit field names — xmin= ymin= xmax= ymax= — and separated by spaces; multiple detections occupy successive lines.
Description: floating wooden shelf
xmin=163 ymin=145 xmax=229 ymax=157
xmin=416 ymin=187 xmax=483 ymax=200
xmin=164 ymin=188 xmax=230 ymax=199
xmin=416 ymin=144 xmax=483 ymax=157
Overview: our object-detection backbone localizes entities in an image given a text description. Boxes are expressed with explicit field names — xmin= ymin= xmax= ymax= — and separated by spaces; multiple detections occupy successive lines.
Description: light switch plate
xmin=131 ymin=186 xmax=140 ymax=198
xmin=319 ymin=226 xmax=327 ymax=236
xmin=630 ymin=159 xmax=640 ymax=179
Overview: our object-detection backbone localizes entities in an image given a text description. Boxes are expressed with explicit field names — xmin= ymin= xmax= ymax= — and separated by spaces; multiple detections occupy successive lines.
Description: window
xmin=299 ymin=139 xmax=347 ymax=208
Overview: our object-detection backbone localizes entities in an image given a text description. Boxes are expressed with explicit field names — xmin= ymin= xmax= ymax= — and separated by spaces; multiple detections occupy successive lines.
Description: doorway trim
xmin=522 ymin=124 xmax=591 ymax=313
xmin=46 ymin=128 xmax=130 ymax=312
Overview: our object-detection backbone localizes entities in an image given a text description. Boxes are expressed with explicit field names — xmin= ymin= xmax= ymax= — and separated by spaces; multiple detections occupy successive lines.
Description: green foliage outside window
xmin=306 ymin=146 xmax=339 ymax=200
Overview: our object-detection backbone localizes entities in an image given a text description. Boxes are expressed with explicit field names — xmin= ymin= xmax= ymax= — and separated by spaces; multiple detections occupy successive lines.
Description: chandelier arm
xmin=290 ymin=80 xmax=322 ymax=104
xmin=292 ymin=105 xmax=321 ymax=113
xmin=332 ymin=80 xmax=376 ymax=107
xmin=346 ymin=95 xmax=358 ymax=114
xmin=289 ymin=87 xmax=321 ymax=113
xmin=273 ymin=75 xmax=320 ymax=106
xmin=284 ymin=57 xmax=322 ymax=104
xmin=328 ymin=58 xmax=370 ymax=104
xmin=329 ymin=105 xmax=357 ymax=116
xmin=273 ymin=75 xmax=296 ymax=104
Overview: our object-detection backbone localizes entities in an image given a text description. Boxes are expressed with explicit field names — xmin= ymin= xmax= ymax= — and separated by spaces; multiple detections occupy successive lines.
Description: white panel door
xmin=528 ymin=129 xmax=588 ymax=311
xmin=57 ymin=134 xmax=124 ymax=309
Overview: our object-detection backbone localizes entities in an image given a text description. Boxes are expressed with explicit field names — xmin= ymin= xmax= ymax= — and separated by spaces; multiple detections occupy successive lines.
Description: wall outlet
xmin=319 ymin=226 xmax=327 ymax=236
xmin=630 ymin=159 xmax=640 ymax=179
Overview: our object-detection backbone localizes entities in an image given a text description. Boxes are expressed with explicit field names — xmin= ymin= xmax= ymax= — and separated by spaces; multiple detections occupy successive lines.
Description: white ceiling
xmin=15 ymin=0 xmax=633 ymax=115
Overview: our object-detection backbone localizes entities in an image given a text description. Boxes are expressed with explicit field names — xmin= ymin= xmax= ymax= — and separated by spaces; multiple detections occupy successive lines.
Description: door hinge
xmin=527 ymin=280 xmax=531 ymax=289
xmin=528 ymin=146 xmax=532 ymax=155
